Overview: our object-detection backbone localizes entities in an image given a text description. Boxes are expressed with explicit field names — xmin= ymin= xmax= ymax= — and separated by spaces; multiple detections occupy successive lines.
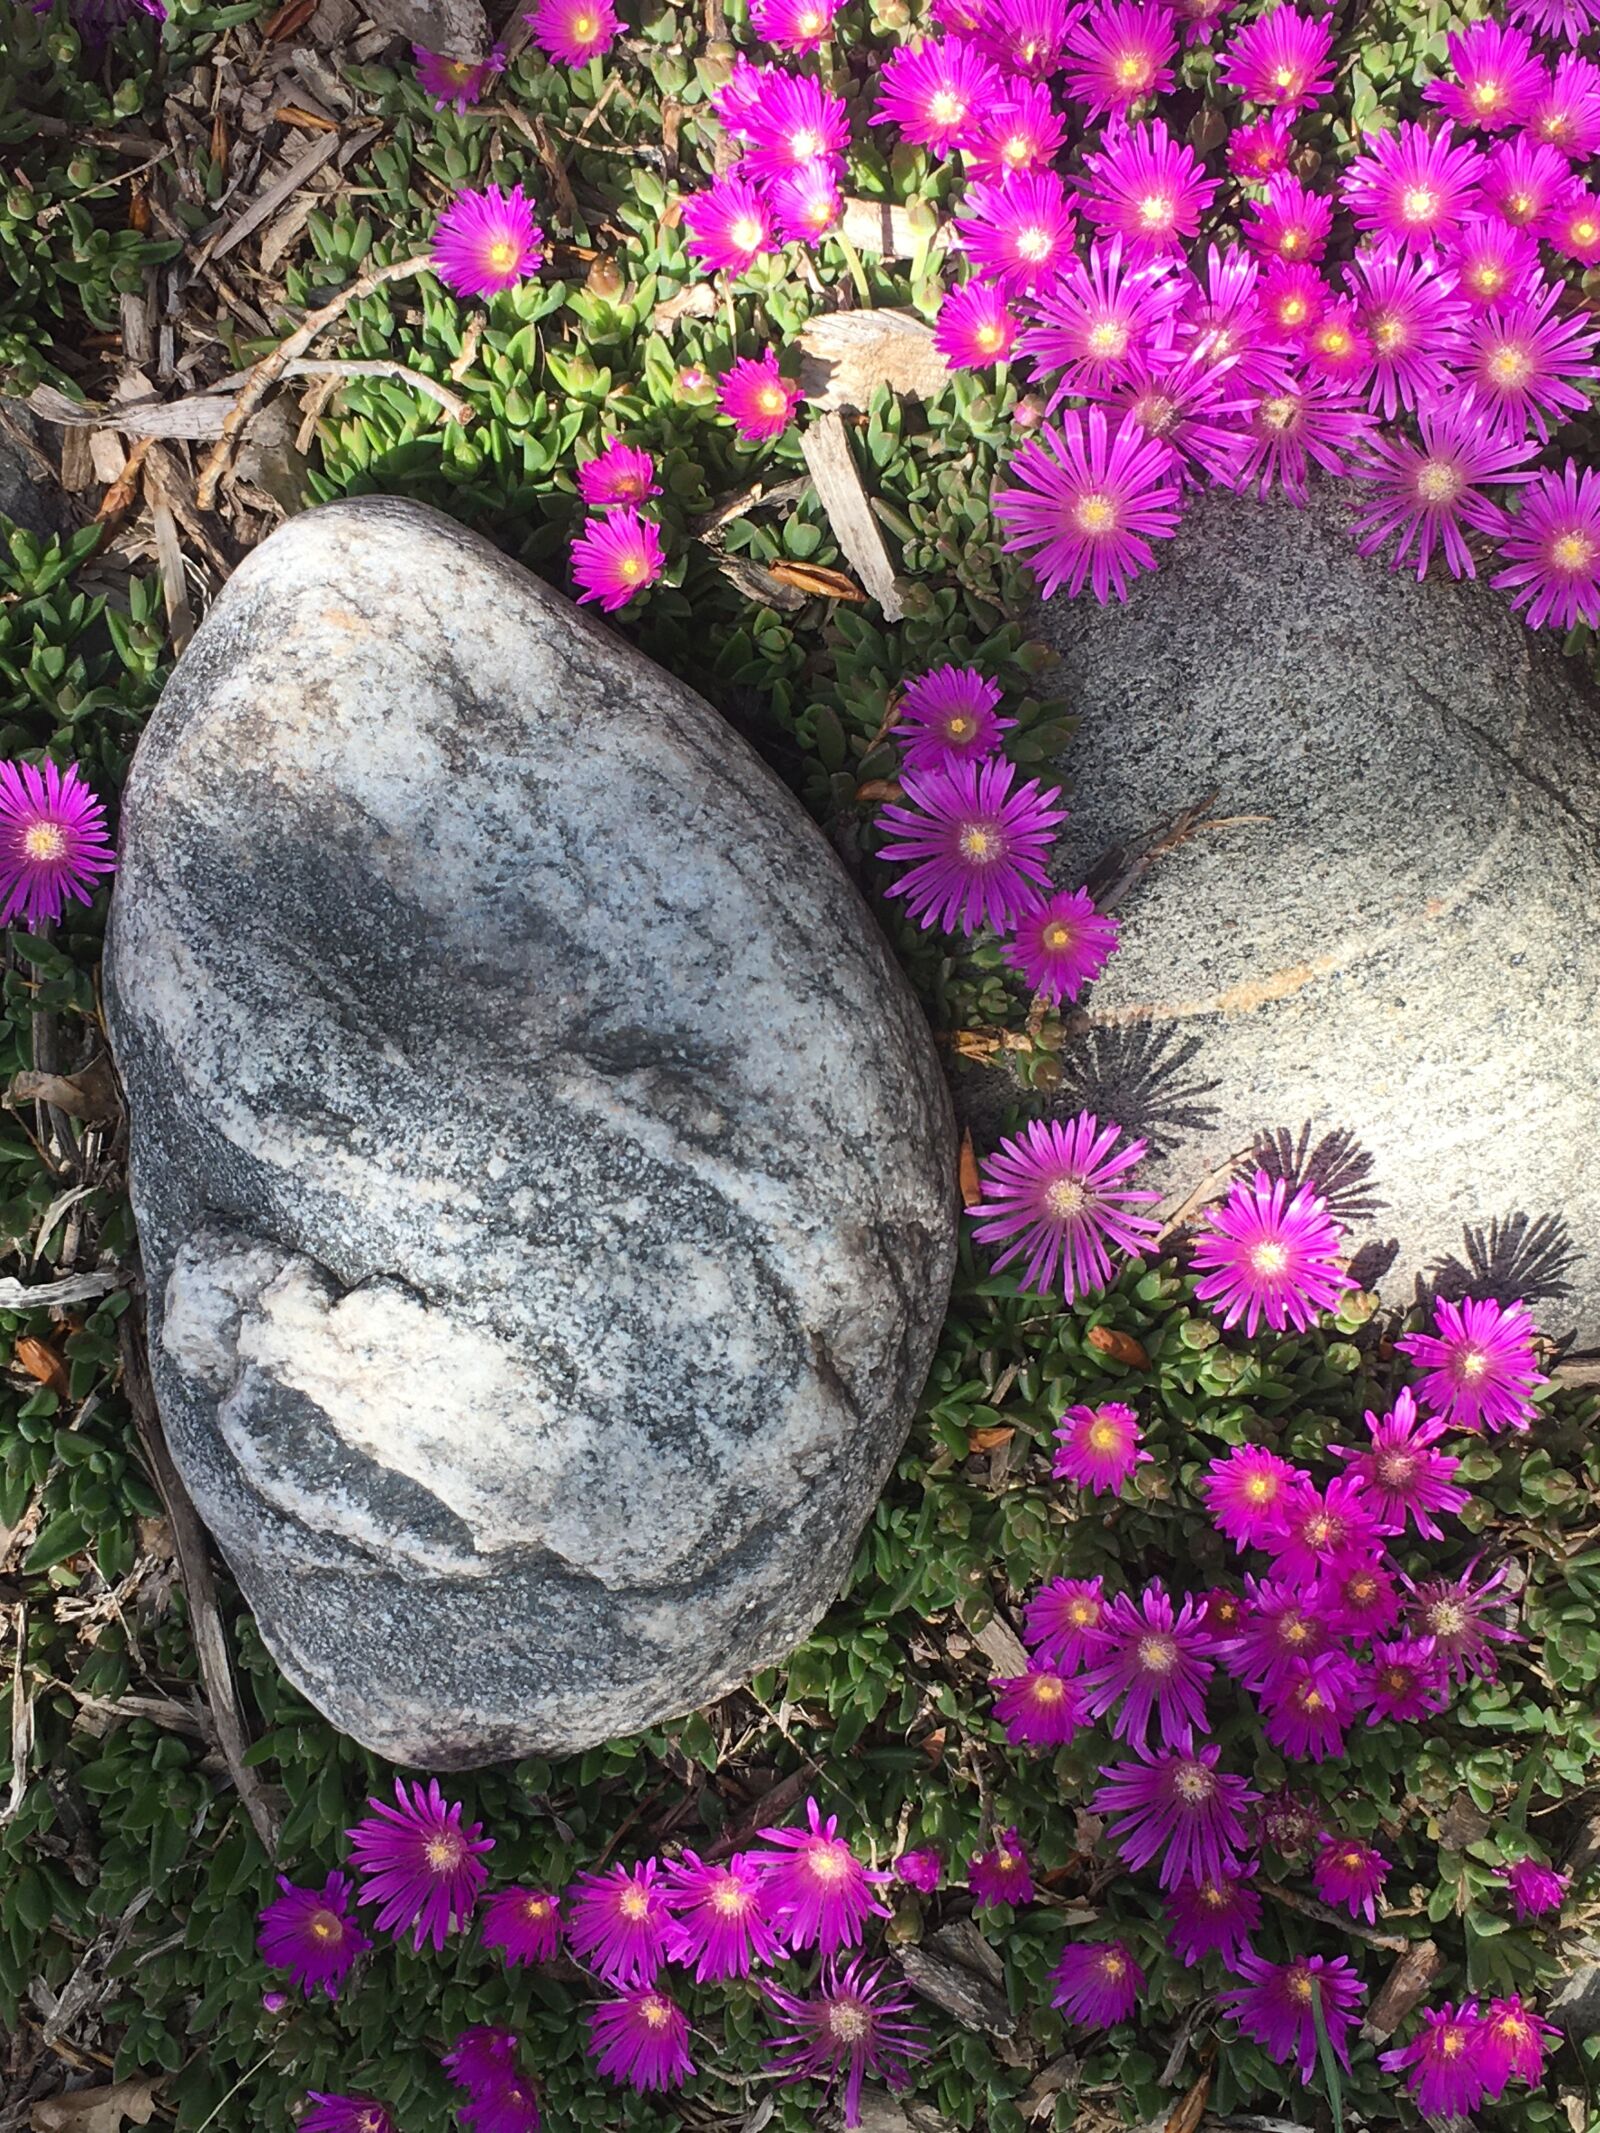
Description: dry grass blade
xmin=2 ymin=1603 xmax=32 ymax=1824
xmin=284 ymin=358 xmax=473 ymax=424
xmin=192 ymin=129 xmax=344 ymax=269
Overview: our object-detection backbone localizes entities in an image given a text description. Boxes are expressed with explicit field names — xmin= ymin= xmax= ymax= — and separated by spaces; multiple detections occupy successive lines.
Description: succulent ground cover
xmin=1 ymin=0 xmax=1599 ymax=2127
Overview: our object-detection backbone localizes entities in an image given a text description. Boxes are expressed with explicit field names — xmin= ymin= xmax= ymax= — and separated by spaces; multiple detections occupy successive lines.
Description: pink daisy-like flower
xmin=996 ymin=407 xmax=1184 ymax=601
xmin=481 ymin=1887 xmax=563 ymax=1967
xmin=740 ymin=74 xmax=849 ymax=184
xmin=442 ymin=2026 xmax=519 ymax=2094
xmin=955 ymin=171 xmax=1076 ymax=293
xmin=1006 ymin=889 xmax=1120 ymax=1004
xmin=460 ymin=2079 xmax=541 ymax=2133
xmin=968 ymin=1111 xmax=1161 ymax=1299
xmin=1178 ymin=243 xmax=1282 ymax=386
xmin=1200 ymin=1445 xmax=1307 ymax=1550
xmin=1085 ymin=341 xmax=1255 ymax=489
xmin=1197 ymin=1585 xmax=1246 ymax=1641
xmin=1445 ymin=215 xmax=1541 ymax=309
xmin=1312 ymin=1835 xmax=1389 ymax=1924
xmin=571 ymin=506 xmax=663 ymax=613
xmin=1404 ymin=1558 xmax=1520 ymax=1685
xmin=763 ymin=1957 xmax=928 ymax=2130
xmin=413 ymin=43 xmax=505 ymax=109
xmin=1509 ymin=0 xmax=1600 ymax=42
xmin=0 ymin=759 xmax=114 ymax=929
xmin=1344 ymin=243 xmax=1469 ymax=419
xmin=1381 ymin=2002 xmax=1494 ymax=2118
xmin=660 ymin=1850 xmax=784 ymax=1982
xmin=1228 ymin=112 xmax=1294 ymax=180
xmin=256 ymin=1873 xmax=369 ymax=2001
xmin=876 ymin=756 xmax=1063 ymax=935
xmin=894 ymin=1847 xmax=943 ymax=1892
xmin=1322 ymin=1560 xmax=1403 ymax=1640
xmin=1077 ymin=1583 xmax=1214 ymax=1747
xmin=1220 ymin=5 xmax=1333 ymax=111
xmin=1080 ymin=118 xmax=1217 ymax=259
xmin=576 ymin=440 xmax=659 ymax=507
xmin=992 ymin=1662 xmax=1088 ymax=1747
xmin=1261 ymin=1651 xmax=1359 ymax=1761
xmin=968 ymin=1827 xmax=1034 ymax=1907
xmin=1481 ymin=136 xmax=1574 ymax=230
xmin=1496 ymin=1856 xmax=1571 ymax=1920
xmin=1546 ymin=189 xmax=1600 ymax=265
xmin=1020 ymin=238 xmax=1184 ymax=402
xmin=1330 ymin=1385 xmax=1471 ymax=1536
xmin=1357 ymin=1635 xmax=1451 ymax=1724
xmin=1190 ymin=1168 xmax=1354 ymax=1335
xmin=1050 ymin=1940 xmax=1144 ymax=2028
xmin=1480 ymin=1996 xmax=1561 ymax=2096
xmin=1023 ymin=1575 xmax=1108 ymax=1669
xmin=587 ymin=1987 xmax=694 ymax=2092
xmin=1260 ymin=1472 xmax=1385 ymax=1583
xmin=1424 ymin=19 xmax=1543 ymax=133
xmin=1496 ymin=460 xmax=1600 ymax=630
xmin=346 ymin=1779 xmax=493 ymax=1954
xmin=1094 ymin=1736 xmax=1259 ymax=1889
xmin=897 ymin=666 xmax=1013 ymax=769
xmin=749 ymin=0 xmax=837 ymax=49
xmin=1170 ymin=0 xmax=1234 ymax=41
xmin=935 ymin=279 xmax=1018 ymax=370
xmin=1528 ymin=53 xmax=1600 ymax=159
xmin=1301 ymin=303 xmax=1373 ymax=388
xmin=431 ymin=183 xmax=543 ymax=299
xmin=1396 ymin=1294 xmax=1547 ymax=1432
xmin=967 ymin=0 xmax=1076 ymax=77
xmin=566 ymin=1860 xmax=669 ymax=1985
xmin=964 ymin=79 xmax=1068 ymax=179
xmin=1258 ymin=259 xmax=1326 ymax=340
xmin=302 ymin=2097 xmax=395 ymax=2133
xmin=712 ymin=56 xmax=781 ymax=137
xmin=1215 ymin=1576 xmax=1330 ymax=1694
xmin=872 ymin=37 xmax=1003 ymax=154
xmin=527 ymin=0 xmax=619 ymax=64
xmin=681 ymin=175 xmax=774 ymax=274
xmin=755 ymin=1798 xmax=891 ymax=1956
xmin=1053 ymin=1400 xmax=1151 ymax=1497
xmin=1342 ymin=119 xmax=1483 ymax=253
xmin=1061 ymin=0 xmax=1177 ymax=116
xmin=1458 ymin=283 xmax=1600 ymax=444
xmin=1222 ymin=1954 xmax=1365 ymax=2078
xmin=717 ymin=351 xmax=803 ymax=442
xmin=1243 ymin=174 xmax=1332 ymax=263
xmin=1165 ymin=1867 xmax=1260 ymax=1967
xmin=769 ymin=164 xmax=842 ymax=244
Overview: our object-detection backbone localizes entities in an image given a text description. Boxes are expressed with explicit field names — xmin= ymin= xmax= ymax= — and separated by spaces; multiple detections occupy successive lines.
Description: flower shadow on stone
xmin=1425 ymin=1211 xmax=1583 ymax=1311
xmin=1053 ymin=1024 xmax=1222 ymax=1160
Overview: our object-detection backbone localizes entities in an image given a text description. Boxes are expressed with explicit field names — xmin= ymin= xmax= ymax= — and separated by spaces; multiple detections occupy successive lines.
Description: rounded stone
xmin=1034 ymin=481 xmax=1600 ymax=1346
xmin=106 ymin=497 xmax=957 ymax=1769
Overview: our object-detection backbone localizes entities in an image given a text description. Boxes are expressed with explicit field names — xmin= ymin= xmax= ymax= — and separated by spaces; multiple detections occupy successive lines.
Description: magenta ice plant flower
xmin=302 ymin=2098 xmax=396 ymax=2133
xmin=1165 ymin=1867 xmax=1261 ymax=1967
xmin=896 ymin=665 xmax=1013 ymax=768
xmin=576 ymin=440 xmax=659 ymax=507
xmin=877 ymin=756 xmax=1063 ymax=935
xmin=1396 ymin=1294 xmax=1546 ymax=1432
xmin=1313 ymin=1835 xmax=1389 ymax=1923
xmin=1094 ymin=1736 xmax=1259 ymax=1888
xmin=1258 ymin=258 xmax=1326 ymax=340
xmin=1496 ymin=461 xmax=1600 ymax=631
xmin=587 ymin=1987 xmax=694 ymax=2092
xmin=1050 ymin=1940 xmax=1144 ymax=2028
xmin=1349 ymin=401 xmax=1536 ymax=579
xmin=1061 ymin=0 xmax=1177 ymax=116
xmin=1528 ymin=53 xmax=1600 ymax=159
xmin=755 ymin=1798 xmax=890 ymax=1955
xmin=1080 ymin=118 xmax=1217 ymax=259
xmin=965 ymin=80 xmax=1068 ymax=179
xmin=660 ymin=1850 xmax=784 ymax=1981
xmin=1496 ymin=1857 xmax=1570 ymax=1919
xmin=1220 ymin=4 xmax=1332 ymax=110
xmin=748 ymin=0 xmax=837 ymax=48
xmin=0 ymin=759 xmax=114 ymax=929
xmin=1381 ymin=2003 xmax=1494 ymax=2118
xmin=1215 ymin=1577 xmax=1330 ymax=1694
xmin=968 ymin=1111 xmax=1161 ymax=1299
xmin=565 ymin=1860 xmax=669 ymax=1985
xmin=1077 ymin=1583 xmax=1214 ymax=1748
xmin=1344 ymin=242 xmax=1469 ymax=419
xmin=1446 ymin=215 xmax=1541 ymax=309
xmin=996 ymin=407 xmax=1184 ymax=602
xmin=770 ymin=165 xmax=842 ymax=244
xmin=871 ymin=37 xmax=1002 ymax=153
xmin=1229 ymin=112 xmax=1294 ymax=181
xmin=717 ymin=351 xmax=802 ymax=442
xmin=1261 ymin=1651 xmax=1360 ymax=1761
xmin=934 ymin=280 xmax=1018 ymax=370
xmin=413 ymin=44 xmax=505 ymax=108
xmin=442 ymin=2026 xmax=519 ymax=2093
xmin=1020 ymin=237 xmax=1185 ymax=402
xmin=1190 ymin=1168 xmax=1354 ymax=1335
xmin=955 ymin=172 xmax=1077 ymax=293
xmin=763 ymin=1957 xmax=927 ymax=2130
xmin=1509 ymin=0 xmax=1600 ymax=44
xmin=965 ymin=0 xmax=1075 ymax=74
xmin=1023 ymin=1576 xmax=1108 ymax=1670
xmin=432 ymin=183 xmax=543 ymax=298
xmin=1200 ymin=1446 xmax=1308 ymax=1549
xmin=482 ymin=1887 xmax=563 ymax=1966
xmin=1052 ymin=1400 xmax=1151 ymax=1497
xmin=1238 ymin=370 xmax=1372 ymax=501
xmin=968 ymin=1827 xmax=1034 ymax=1906
xmin=1259 ymin=1471 xmax=1386 ymax=1582
xmin=346 ymin=1779 xmax=493 ymax=1953
xmin=526 ymin=0 xmax=619 ymax=63
xmin=681 ymin=175 xmax=774 ymax=274
xmin=1358 ymin=1635 xmax=1451 ymax=1724
xmin=1547 ymin=189 xmax=1600 ymax=265
xmin=1243 ymin=174 xmax=1332 ymax=263
xmin=571 ymin=506 xmax=664 ymax=612
xmin=739 ymin=73 xmax=849 ymax=184
xmin=993 ymin=1663 xmax=1088 ymax=1747
xmin=1222 ymin=1955 xmax=1365 ymax=2077
xmin=1480 ymin=1996 xmax=1561 ymax=2095
xmin=1085 ymin=342 xmax=1255 ymax=489
xmin=1330 ymin=1386 xmax=1471 ymax=1537
xmin=1341 ymin=119 xmax=1483 ymax=251
xmin=1405 ymin=1559 xmax=1520 ymax=1684
xmin=1323 ymin=1560 xmax=1404 ymax=1639
xmin=894 ymin=1847 xmax=943 ymax=1892
xmin=1424 ymin=19 xmax=1543 ymax=132
xmin=256 ymin=1873 xmax=369 ymax=2001
xmin=1006 ymin=889 xmax=1120 ymax=1005
xmin=1458 ymin=283 xmax=1600 ymax=444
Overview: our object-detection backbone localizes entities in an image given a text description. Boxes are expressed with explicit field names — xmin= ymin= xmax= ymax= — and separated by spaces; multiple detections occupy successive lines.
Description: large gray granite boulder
xmin=1035 ymin=482 xmax=1600 ymax=1347
xmin=105 ymin=497 xmax=957 ymax=1769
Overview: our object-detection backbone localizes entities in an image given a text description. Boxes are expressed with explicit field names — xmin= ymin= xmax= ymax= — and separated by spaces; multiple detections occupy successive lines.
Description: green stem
xmin=834 ymin=227 xmax=873 ymax=306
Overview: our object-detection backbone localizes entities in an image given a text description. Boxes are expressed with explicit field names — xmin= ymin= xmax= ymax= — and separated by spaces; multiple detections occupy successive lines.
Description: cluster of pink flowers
xmin=863 ymin=0 xmax=1600 ymax=630
xmin=683 ymin=61 xmax=851 ymax=270
xmin=256 ymin=1789 xmax=927 ymax=2128
xmin=570 ymin=438 xmax=667 ymax=610
xmin=984 ymin=1294 xmax=1563 ymax=2096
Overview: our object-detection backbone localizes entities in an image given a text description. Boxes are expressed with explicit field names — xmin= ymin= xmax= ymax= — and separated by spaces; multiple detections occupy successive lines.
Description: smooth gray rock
xmin=106 ymin=497 xmax=956 ymax=1769
xmin=0 ymin=404 xmax=70 ymax=539
xmin=1034 ymin=481 xmax=1600 ymax=1345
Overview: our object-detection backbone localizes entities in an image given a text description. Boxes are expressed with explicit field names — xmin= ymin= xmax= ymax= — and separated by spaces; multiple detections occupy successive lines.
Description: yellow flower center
xmin=946 ymin=714 xmax=972 ymax=737
xmin=1272 ymin=64 xmax=1296 ymax=88
xmin=1114 ymin=50 xmax=1148 ymax=85
xmin=1087 ymin=319 xmax=1129 ymax=357
xmin=1554 ymin=531 xmax=1596 ymax=571
xmin=1200 ymin=1882 xmax=1228 ymax=1908
xmin=1301 ymin=1687 xmax=1324 ymax=1711
xmin=976 ymin=322 xmax=1004 ymax=351
xmin=1487 ymin=343 xmax=1532 ymax=387
xmin=1384 ymin=1667 xmax=1409 ymax=1692
xmin=1088 ymin=1421 xmax=1120 ymax=1451
xmin=1429 ymin=1600 xmax=1466 ymax=1634
xmin=1045 ymin=1177 xmax=1087 ymax=1218
xmin=1136 ymin=190 xmax=1175 ymax=230
xmin=1069 ymin=1600 xmax=1098 ymax=1625
xmin=1287 ymin=1969 xmax=1314 ymax=2003
xmin=808 ymin=1844 xmax=850 ymax=1882
xmin=1506 ymin=189 xmax=1535 ymax=222
xmin=309 ymin=1910 xmax=343 ymax=1942
xmin=1470 ymin=262 xmax=1505 ymax=296
xmin=1251 ymin=1240 xmax=1289 ymax=1274
xmin=442 ymin=59 xmax=473 ymax=81
xmin=1277 ymin=296 xmax=1308 ymax=327
xmin=1261 ymin=393 xmax=1299 ymax=430
xmin=757 ymin=384 xmax=789 ymax=414
xmin=1317 ymin=326 xmax=1351 ymax=356
xmin=524 ymin=1895 xmax=550 ymax=1918
xmin=1003 ymin=134 xmax=1032 ymax=166
xmin=426 ymin=1833 xmax=465 ymax=1872
xmin=959 ymin=822 xmax=996 ymax=862
xmin=1016 ymin=225 xmax=1054 ymax=262
xmin=829 ymin=2003 xmax=871 ymax=2042
xmin=620 ymin=554 xmax=646 ymax=581
xmin=1470 ymin=77 xmax=1501 ymax=111
xmin=1402 ymin=186 xmax=1439 ymax=223
xmin=1442 ymin=2028 xmax=1467 ymax=2058
xmin=1032 ymin=1673 xmax=1066 ymax=1704
xmin=929 ymin=90 xmax=964 ymax=124
xmin=731 ymin=215 xmax=765 ymax=250
xmin=641 ymin=1995 xmax=671 ymax=2029
xmin=1342 ymin=1850 xmax=1365 ymax=1870
xmin=486 ymin=239 xmax=519 ymax=273
xmin=790 ymin=127 xmax=824 ymax=157
xmin=1282 ymin=1615 xmax=1310 ymax=1644
xmin=1100 ymin=1950 xmax=1126 ymax=1977
xmin=1417 ymin=460 xmax=1462 ymax=504
xmin=573 ymin=9 xmax=598 ymax=32
xmin=1372 ymin=312 xmax=1406 ymax=352
xmin=22 ymin=822 xmax=65 ymax=862
xmin=712 ymin=1879 xmax=750 ymax=1915
xmin=1244 ymin=1473 xmax=1276 ymax=1502
xmin=1138 ymin=1635 xmax=1177 ymax=1673
xmin=1043 ymin=921 xmax=1075 ymax=950
xmin=1573 ymin=217 xmax=1600 ymax=244
xmin=620 ymin=1886 xmax=652 ymax=1919
xmin=1074 ymin=491 xmax=1117 ymax=532
xmin=1173 ymin=1761 xmax=1214 ymax=1803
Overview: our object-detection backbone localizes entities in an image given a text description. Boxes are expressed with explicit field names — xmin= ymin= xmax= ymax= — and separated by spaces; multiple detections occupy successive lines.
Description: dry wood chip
xmin=798 ymin=308 xmax=946 ymax=413
xmin=840 ymin=195 xmax=923 ymax=259
xmin=87 ymin=433 xmax=127 ymax=485
xmin=0 ymin=1271 xmax=124 ymax=1310
xmin=57 ymin=428 xmax=95 ymax=493
xmin=799 ymin=412 xmax=905 ymax=620
xmin=714 ymin=554 xmax=807 ymax=612
xmin=1362 ymin=1938 xmax=1443 ymax=2041
xmin=897 ymin=1941 xmax=1015 ymax=2036
xmin=3 ymin=1605 xmax=31 ymax=1824
xmin=652 ymin=282 xmax=716 ymax=330
xmin=972 ymin=1611 xmax=1030 ymax=1679
xmin=193 ymin=127 xmax=343 ymax=267
xmin=29 ymin=2078 xmax=159 ymax=2133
